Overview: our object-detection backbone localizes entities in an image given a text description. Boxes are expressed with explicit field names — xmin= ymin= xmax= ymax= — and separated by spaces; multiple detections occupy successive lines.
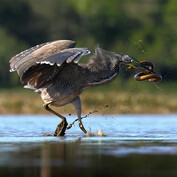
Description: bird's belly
xmin=50 ymin=94 xmax=78 ymax=107
xmin=40 ymin=85 xmax=79 ymax=107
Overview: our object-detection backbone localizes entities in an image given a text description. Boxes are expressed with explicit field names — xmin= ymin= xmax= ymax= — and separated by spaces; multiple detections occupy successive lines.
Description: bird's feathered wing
xmin=36 ymin=48 xmax=85 ymax=66
xmin=9 ymin=40 xmax=86 ymax=88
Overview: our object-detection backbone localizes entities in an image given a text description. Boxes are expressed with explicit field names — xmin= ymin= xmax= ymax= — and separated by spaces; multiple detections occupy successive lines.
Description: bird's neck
xmin=81 ymin=48 xmax=121 ymax=87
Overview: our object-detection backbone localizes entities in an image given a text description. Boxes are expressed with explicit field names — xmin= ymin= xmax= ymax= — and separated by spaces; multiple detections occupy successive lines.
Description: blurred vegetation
xmin=0 ymin=0 xmax=177 ymax=87
xmin=1 ymin=80 xmax=177 ymax=114
xmin=0 ymin=0 xmax=177 ymax=114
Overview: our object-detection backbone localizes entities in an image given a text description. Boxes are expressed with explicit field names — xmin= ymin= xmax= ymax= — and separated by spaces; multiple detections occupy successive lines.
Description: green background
xmin=0 ymin=0 xmax=176 ymax=87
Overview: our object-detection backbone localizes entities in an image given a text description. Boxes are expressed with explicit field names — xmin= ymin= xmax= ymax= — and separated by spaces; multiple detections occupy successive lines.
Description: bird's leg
xmin=43 ymin=104 xmax=68 ymax=136
xmin=70 ymin=96 xmax=87 ymax=134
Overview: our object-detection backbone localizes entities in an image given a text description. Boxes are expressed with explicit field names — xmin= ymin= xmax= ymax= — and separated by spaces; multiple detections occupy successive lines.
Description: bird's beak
xmin=120 ymin=55 xmax=162 ymax=82
xmin=122 ymin=57 xmax=156 ymax=75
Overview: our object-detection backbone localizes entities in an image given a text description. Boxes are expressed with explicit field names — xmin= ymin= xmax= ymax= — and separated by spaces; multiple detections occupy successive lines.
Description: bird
xmin=9 ymin=40 xmax=159 ymax=136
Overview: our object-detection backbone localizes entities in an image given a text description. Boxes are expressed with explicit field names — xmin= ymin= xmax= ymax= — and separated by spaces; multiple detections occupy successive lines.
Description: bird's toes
xmin=79 ymin=123 xmax=87 ymax=134
xmin=53 ymin=120 xmax=68 ymax=136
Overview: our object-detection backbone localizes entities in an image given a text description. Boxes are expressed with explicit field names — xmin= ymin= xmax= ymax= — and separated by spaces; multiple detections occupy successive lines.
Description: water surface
xmin=0 ymin=114 xmax=177 ymax=177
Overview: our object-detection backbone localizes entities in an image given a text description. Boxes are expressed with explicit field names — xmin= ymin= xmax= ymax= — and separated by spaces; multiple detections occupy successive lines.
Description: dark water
xmin=1 ymin=114 xmax=177 ymax=177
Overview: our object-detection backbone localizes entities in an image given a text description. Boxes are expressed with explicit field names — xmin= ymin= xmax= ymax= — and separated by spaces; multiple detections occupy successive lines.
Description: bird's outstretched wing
xmin=36 ymin=48 xmax=90 ymax=66
xmin=9 ymin=40 xmax=90 ymax=88
xmin=10 ymin=40 xmax=76 ymax=76
xmin=10 ymin=42 xmax=50 ymax=72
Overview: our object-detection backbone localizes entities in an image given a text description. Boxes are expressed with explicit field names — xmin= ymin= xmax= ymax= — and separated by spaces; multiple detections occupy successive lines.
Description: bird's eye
xmin=86 ymin=49 xmax=90 ymax=54
xmin=122 ymin=55 xmax=132 ymax=64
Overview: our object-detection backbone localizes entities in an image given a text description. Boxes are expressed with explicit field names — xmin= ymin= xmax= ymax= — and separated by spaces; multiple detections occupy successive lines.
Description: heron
xmin=9 ymin=40 xmax=161 ymax=136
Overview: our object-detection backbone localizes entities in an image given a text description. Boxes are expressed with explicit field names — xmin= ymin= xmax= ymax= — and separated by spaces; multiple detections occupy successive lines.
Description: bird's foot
xmin=53 ymin=119 xmax=68 ymax=136
xmin=79 ymin=122 xmax=87 ymax=134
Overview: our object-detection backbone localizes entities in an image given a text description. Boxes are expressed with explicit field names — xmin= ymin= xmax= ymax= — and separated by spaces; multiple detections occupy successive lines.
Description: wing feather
xmin=21 ymin=48 xmax=84 ymax=88
xmin=9 ymin=42 xmax=50 ymax=72
xmin=9 ymin=40 xmax=91 ymax=89
xmin=21 ymin=64 xmax=60 ymax=88
xmin=9 ymin=40 xmax=76 ymax=77
xmin=36 ymin=48 xmax=82 ymax=66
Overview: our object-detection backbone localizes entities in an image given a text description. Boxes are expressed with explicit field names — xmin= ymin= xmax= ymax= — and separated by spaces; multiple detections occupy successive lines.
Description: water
xmin=0 ymin=114 xmax=177 ymax=177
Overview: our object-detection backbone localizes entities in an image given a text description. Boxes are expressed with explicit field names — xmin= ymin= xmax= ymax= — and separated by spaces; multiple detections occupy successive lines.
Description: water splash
xmin=135 ymin=40 xmax=146 ymax=53
xmin=85 ymin=128 xmax=106 ymax=137
xmin=153 ymin=83 xmax=162 ymax=91
xmin=67 ymin=105 xmax=110 ymax=129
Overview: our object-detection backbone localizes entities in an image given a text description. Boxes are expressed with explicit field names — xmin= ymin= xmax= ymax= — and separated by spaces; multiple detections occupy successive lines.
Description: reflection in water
xmin=1 ymin=139 xmax=177 ymax=177
xmin=1 ymin=115 xmax=177 ymax=177
xmin=41 ymin=143 xmax=51 ymax=177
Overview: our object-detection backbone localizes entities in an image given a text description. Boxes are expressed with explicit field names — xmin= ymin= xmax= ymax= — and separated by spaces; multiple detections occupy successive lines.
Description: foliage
xmin=0 ymin=0 xmax=176 ymax=87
